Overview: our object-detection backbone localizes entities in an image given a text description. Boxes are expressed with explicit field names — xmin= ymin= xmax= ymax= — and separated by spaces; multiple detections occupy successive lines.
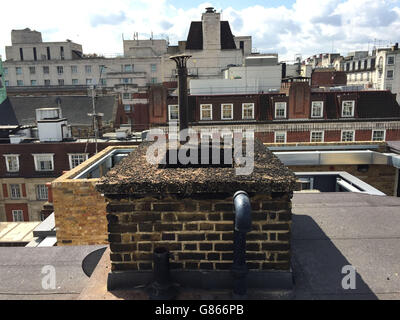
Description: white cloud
xmin=0 ymin=0 xmax=399 ymax=61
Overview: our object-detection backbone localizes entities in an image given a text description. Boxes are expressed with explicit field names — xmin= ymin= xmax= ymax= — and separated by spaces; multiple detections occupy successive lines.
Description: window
xmin=85 ymin=65 xmax=92 ymax=73
xmin=68 ymin=154 xmax=88 ymax=169
xmin=57 ymin=66 xmax=63 ymax=74
xmin=123 ymin=93 xmax=131 ymax=100
xmin=372 ymin=130 xmax=385 ymax=141
xmin=4 ymin=155 xmax=19 ymax=172
xmin=242 ymin=103 xmax=254 ymax=120
xmin=310 ymin=131 xmax=324 ymax=142
xmin=86 ymin=79 xmax=92 ymax=85
xmin=16 ymin=67 xmax=22 ymax=75
xmin=12 ymin=210 xmax=24 ymax=222
xmin=4 ymin=80 xmax=9 ymax=86
xmin=99 ymin=65 xmax=106 ymax=73
xmin=342 ymin=101 xmax=355 ymax=117
xmin=387 ymin=70 xmax=394 ymax=79
xmin=36 ymin=185 xmax=48 ymax=200
xmin=124 ymin=105 xmax=131 ymax=112
xmin=341 ymin=130 xmax=355 ymax=142
xmin=151 ymin=64 xmax=157 ymax=72
xmin=124 ymin=64 xmax=133 ymax=72
xmin=100 ymin=79 xmax=107 ymax=86
xmin=274 ymin=131 xmax=287 ymax=143
xmin=17 ymin=80 xmax=24 ymax=86
xmin=43 ymin=66 xmax=49 ymax=74
xmin=20 ymin=48 xmax=24 ymax=61
xmin=47 ymin=47 xmax=51 ymax=60
xmin=200 ymin=104 xmax=212 ymax=120
xmin=3 ymin=67 xmax=8 ymax=75
xmin=387 ymin=55 xmax=395 ymax=65
xmin=30 ymin=80 xmax=37 ymax=86
xmin=168 ymin=105 xmax=179 ymax=121
xmin=275 ymin=102 xmax=287 ymax=119
xmin=10 ymin=184 xmax=21 ymax=199
xmin=60 ymin=46 xmax=65 ymax=60
xmin=311 ymin=101 xmax=323 ymax=118
xmin=221 ymin=104 xmax=233 ymax=120
xmin=151 ymin=77 xmax=157 ymax=84
xmin=72 ymin=79 xmax=79 ymax=85
xmin=122 ymin=78 xmax=132 ymax=84
xmin=71 ymin=65 xmax=78 ymax=73
xmin=33 ymin=47 xmax=37 ymax=61
xmin=44 ymin=80 xmax=51 ymax=86
xmin=33 ymin=154 xmax=54 ymax=171
xmin=29 ymin=66 xmax=35 ymax=75
xmin=58 ymin=79 xmax=64 ymax=86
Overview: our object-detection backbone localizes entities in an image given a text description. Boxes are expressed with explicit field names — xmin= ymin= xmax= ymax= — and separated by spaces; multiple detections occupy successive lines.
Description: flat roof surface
xmin=0 ymin=193 xmax=399 ymax=300
xmin=292 ymin=192 xmax=400 ymax=299
xmin=0 ymin=246 xmax=105 ymax=300
xmin=0 ymin=222 xmax=40 ymax=243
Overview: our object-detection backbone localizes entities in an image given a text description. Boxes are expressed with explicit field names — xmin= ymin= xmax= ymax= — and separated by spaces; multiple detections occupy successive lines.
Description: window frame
xmin=242 ymin=103 xmax=255 ymax=120
xmin=4 ymin=154 xmax=20 ymax=172
xmin=68 ymin=153 xmax=89 ymax=170
xmin=341 ymin=130 xmax=355 ymax=142
xmin=57 ymin=66 xmax=64 ymax=75
xmin=85 ymin=65 xmax=92 ymax=73
xmin=33 ymin=154 xmax=55 ymax=172
xmin=200 ymin=104 xmax=213 ymax=121
xmin=168 ymin=105 xmax=179 ymax=122
xmin=274 ymin=131 xmax=287 ymax=143
xmin=311 ymin=101 xmax=324 ymax=118
xmin=387 ymin=70 xmax=394 ymax=79
xmin=387 ymin=55 xmax=395 ymax=65
xmin=274 ymin=102 xmax=287 ymax=119
xmin=10 ymin=184 xmax=21 ymax=199
xmin=372 ymin=130 xmax=386 ymax=142
xmin=221 ymin=104 xmax=233 ymax=120
xmin=36 ymin=184 xmax=49 ymax=201
xmin=12 ymin=210 xmax=24 ymax=222
xmin=341 ymin=100 xmax=355 ymax=118
xmin=310 ymin=131 xmax=324 ymax=143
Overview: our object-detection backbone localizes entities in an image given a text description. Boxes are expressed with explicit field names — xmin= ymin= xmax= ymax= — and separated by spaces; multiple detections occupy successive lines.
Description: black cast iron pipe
xmin=148 ymin=247 xmax=178 ymax=300
xmin=232 ymin=191 xmax=252 ymax=298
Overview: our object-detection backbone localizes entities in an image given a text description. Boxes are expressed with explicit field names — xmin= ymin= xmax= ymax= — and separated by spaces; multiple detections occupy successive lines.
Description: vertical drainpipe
xmin=232 ymin=191 xmax=252 ymax=298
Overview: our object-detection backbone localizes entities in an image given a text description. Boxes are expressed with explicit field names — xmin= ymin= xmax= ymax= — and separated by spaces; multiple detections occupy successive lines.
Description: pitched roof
xmin=185 ymin=21 xmax=237 ymax=50
xmin=0 ymin=98 xmax=19 ymax=126
xmin=8 ymin=95 xmax=118 ymax=126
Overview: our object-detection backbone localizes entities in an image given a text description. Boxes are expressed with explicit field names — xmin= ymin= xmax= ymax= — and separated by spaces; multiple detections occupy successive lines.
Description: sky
xmin=0 ymin=0 xmax=399 ymax=62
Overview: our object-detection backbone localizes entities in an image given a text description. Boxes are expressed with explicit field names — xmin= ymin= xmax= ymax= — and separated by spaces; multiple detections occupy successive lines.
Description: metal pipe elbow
xmin=233 ymin=191 xmax=252 ymax=233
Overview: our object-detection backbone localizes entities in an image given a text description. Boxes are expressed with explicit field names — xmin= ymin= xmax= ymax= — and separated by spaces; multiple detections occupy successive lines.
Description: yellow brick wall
xmin=52 ymin=180 xmax=108 ymax=245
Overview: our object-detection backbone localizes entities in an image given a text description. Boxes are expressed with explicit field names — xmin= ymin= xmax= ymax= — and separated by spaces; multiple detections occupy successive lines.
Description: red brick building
xmin=0 ymin=141 xmax=137 ymax=222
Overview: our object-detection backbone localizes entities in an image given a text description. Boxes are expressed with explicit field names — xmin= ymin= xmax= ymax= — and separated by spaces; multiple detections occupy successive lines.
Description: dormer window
xmin=168 ymin=105 xmax=179 ymax=122
xmin=33 ymin=154 xmax=54 ymax=172
xmin=275 ymin=102 xmax=287 ymax=119
xmin=311 ymin=101 xmax=323 ymax=118
xmin=4 ymin=154 xmax=20 ymax=172
xmin=242 ymin=103 xmax=254 ymax=120
xmin=200 ymin=104 xmax=212 ymax=120
xmin=342 ymin=101 xmax=355 ymax=117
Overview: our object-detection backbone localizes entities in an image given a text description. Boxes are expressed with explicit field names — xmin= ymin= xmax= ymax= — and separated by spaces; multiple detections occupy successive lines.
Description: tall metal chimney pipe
xmin=169 ymin=54 xmax=192 ymax=136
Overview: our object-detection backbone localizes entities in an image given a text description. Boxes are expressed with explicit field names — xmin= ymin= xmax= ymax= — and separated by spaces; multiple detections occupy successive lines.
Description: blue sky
xmin=0 ymin=0 xmax=399 ymax=61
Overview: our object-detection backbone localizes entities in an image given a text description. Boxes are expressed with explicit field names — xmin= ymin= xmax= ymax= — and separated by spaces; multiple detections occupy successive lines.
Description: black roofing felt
xmin=185 ymin=21 xmax=237 ymax=50
xmin=0 ymin=97 xmax=19 ymax=126
xmin=8 ymin=96 xmax=117 ymax=126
